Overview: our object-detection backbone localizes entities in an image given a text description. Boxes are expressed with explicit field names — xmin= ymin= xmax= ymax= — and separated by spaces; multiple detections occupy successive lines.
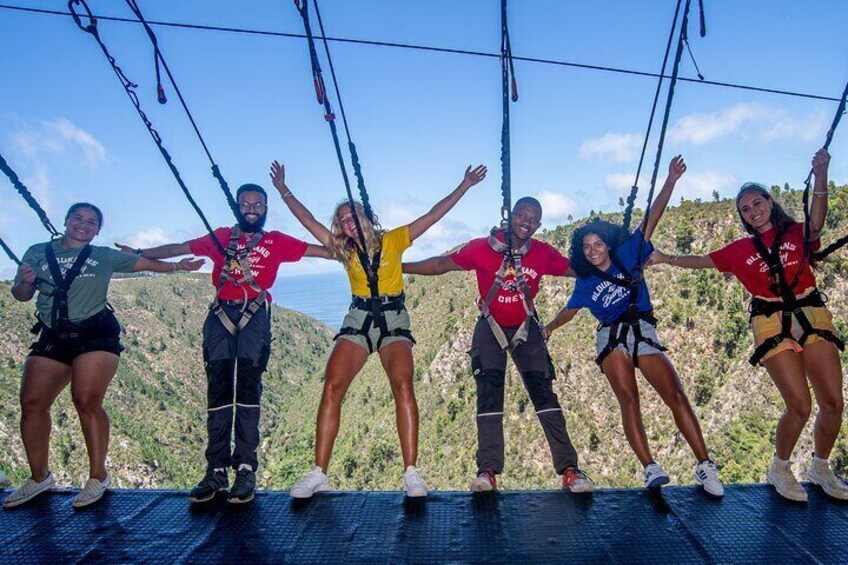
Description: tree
xmin=618 ymin=196 xmax=625 ymax=208
xmin=712 ymin=189 xmax=720 ymax=202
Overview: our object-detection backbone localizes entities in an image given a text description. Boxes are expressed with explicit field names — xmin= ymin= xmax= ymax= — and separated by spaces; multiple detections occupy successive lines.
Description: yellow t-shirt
xmin=346 ymin=226 xmax=411 ymax=297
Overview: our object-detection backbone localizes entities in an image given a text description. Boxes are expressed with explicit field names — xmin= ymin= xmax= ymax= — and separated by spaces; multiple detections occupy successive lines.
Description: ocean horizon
xmin=272 ymin=270 xmax=350 ymax=330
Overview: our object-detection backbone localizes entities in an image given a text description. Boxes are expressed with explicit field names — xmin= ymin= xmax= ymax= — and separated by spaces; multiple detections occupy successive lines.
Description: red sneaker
xmin=469 ymin=469 xmax=498 ymax=492
xmin=562 ymin=466 xmax=595 ymax=493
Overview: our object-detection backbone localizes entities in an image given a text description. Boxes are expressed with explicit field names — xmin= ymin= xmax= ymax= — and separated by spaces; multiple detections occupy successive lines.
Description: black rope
xmin=0 ymin=234 xmax=22 ymax=265
xmin=68 ymin=0 xmax=226 ymax=255
xmin=622 ymin=0 xmax=682 ymax=232
xmin=500 ymin=0 xmax=518 ymax=251
xmin=293 ymin=0 xmax=371 ymax=258
xmin=803 ymin=78 xmax=848 ymax=262
xmin=0 ymin=153 xmax=61 ymax=237
xmin=633 ymin=0 xmax=696 ymax=280
xmin=2 ymin=4 xmax=839 ymax=103
xmin=123 ymin=0 xmax=240 ymax=219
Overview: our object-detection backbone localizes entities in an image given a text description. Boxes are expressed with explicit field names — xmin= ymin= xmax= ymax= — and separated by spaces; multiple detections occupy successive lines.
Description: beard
xmin=238 ymin=211 xmax=267 ymax=233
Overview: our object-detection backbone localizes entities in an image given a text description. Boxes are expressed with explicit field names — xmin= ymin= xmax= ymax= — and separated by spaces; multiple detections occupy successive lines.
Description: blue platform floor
xmin=1 ymin=483 xmax=846 ymax=564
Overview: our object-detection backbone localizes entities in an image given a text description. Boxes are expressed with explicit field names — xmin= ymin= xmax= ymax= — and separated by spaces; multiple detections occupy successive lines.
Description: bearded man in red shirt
xmin=120 ymin=184 xmax=325 ymax=504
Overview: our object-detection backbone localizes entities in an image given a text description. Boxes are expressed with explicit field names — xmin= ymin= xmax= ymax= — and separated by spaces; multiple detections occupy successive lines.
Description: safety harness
xmin=747 ymin=228 xmax=844 ymax=366
xmin=334 ymin=247 xmax=415 ymax=354
xmin=38 ymin=242 xmax=93 ymax=339
xmin=590 ymin=252 xmax=666 ymax=367
xmin=477 ymin=229 xmax=542 ymax=351
xmin=210 ymin=226 xmax=268 ymax=336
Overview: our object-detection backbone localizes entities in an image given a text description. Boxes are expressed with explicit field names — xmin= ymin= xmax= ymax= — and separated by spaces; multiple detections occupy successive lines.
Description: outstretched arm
xmin=545 ymin=307 xmax=579 ymax=338
xmin=407 ymin=165 xmax=487 ymax=241
xmin=115 ymin=241 xmax=192 ymax=260
xmin=270 ymin=161 xmax=333 ymax=246
xmin=808 ymin=148 xmax=830 ymax=242
xmin=303 ymin=243 xmax=332 ymax=260
xmin=641 ymin=155 xmax=686 ymax=241
xmin=649 ymin=249 xmax=716 ymax=270
xmin=134 ymin=256 xmax=204 ymax=273
xmin=403 ymin=255 xmax=463 ymax=276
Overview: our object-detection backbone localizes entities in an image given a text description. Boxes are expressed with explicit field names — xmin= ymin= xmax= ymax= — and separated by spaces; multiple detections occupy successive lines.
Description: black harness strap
xmin=0 ymin=152 xmax=61 ymax=238
xmin=334 ymin=291 xmax=415 ymax=354
xmin=122 ymin=0 xmax=240 ymax=220
xmin=589 ymin=250 xmax=666 ymax=368
xmin=68 ymin=0 xmax=226 ymax=256
xmin=747 ymin=229 xmax=844 ymax=365
xmin=0 ymin=235 xmax=21 ymax=265
xmin=43 ymin=242 xmax=93 ymax=333
xmin=211 ymin=226 xmax=267 ymax=336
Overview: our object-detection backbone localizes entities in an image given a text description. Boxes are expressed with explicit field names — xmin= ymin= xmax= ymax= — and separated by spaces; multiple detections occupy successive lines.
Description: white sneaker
xmin=72 ymin=475 xmax=111 ymax=508
xmin=767 ymin=456 xmax=807 ymax=502
xmin=694 ymin=460 xmax=724 ymax=497
xmin=290 ymin=466 xmax=329 ymax=499
xmin=403 ymin=466 xmax=428 ymax=498
xmin=3 ymin=472 xmax=55 ymax=509
xmin=644 ymin=462 xmax=670 ymax=489
xmin=806 ymin=455 xmax=848 ymax=501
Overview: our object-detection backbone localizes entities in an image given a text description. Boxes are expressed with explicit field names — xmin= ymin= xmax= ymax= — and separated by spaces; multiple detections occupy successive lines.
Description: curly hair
xmin=326 ymin=200 xmax=384 ymax=267
xmin=569 ymin=218 xmax=629 ymax=279
xmin=735 ymin=182 xmax=796 ymax=236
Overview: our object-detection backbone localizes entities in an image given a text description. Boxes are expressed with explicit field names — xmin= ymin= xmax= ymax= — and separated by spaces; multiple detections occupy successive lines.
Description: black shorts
xmin=28 ymin=309 xmax=124 ymax=366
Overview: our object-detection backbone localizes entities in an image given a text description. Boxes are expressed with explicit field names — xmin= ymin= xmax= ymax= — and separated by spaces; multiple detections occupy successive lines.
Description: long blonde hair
xmin=327 ymin=200 xmax=384 ymax=267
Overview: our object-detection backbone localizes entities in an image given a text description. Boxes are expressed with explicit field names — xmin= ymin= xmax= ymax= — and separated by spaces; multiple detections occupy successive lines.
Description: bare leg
xmin=602 ymin=350 xmax=652 ymax=466
xmin=763 ymin=349 xmax=810 ymax=460
xmin=314 ymin=339 xmax=369 ymax=472
xmin=20 ymin=356 xmax=72 ymax=481
xmin=379 ymin=341 xmax=418 ymax=468
xmin=70 ymin=352 xmax=119 ymax=481
xmin=639 ymin=354 xmax=710 ymax=462
xmin=802 ymin=341 xmax=844 ymax=459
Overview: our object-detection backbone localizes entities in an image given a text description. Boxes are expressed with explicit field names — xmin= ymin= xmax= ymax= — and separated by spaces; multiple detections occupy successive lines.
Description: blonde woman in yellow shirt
xmin=271 ymin=161 xmax=486 ymax=498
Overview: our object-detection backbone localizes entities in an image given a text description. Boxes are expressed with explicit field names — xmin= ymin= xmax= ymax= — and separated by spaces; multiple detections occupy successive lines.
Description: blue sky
xmin=2 ymin=0 xmax=847 ymax=279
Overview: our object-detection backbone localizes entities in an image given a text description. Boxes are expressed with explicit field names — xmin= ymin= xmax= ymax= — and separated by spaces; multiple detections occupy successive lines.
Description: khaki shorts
xmin=751 ymin=305 xmax=837 ymax=363
xmin=336 ymin=306 xmax=413 ymax=354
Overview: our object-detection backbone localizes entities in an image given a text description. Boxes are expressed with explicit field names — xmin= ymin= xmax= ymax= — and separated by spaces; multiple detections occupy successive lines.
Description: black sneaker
xmin=188 ymin=469 xmax=229 ymax=503
xmin=228 ymin=466 xmax=256 ymax=504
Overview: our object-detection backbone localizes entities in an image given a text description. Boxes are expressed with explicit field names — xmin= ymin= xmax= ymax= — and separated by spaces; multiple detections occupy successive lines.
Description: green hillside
xmin=2 ymin=184 xmax=848 ymax=491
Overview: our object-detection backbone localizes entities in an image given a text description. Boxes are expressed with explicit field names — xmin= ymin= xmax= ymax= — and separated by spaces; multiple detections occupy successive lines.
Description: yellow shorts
xmin=751 ymin=305 xmax=837 ymax=363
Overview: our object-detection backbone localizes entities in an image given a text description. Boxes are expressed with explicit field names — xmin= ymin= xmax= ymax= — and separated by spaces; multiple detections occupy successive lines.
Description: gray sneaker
xmin=290 ymin=466 xmax=329 ymax=499
xmin=767 ymin=457 xmax=807 ymax=502
xmin=806 ymin=456 xmax=848 ymax=501
xmin=3 ymin=472 xmax=55 ymax=509
xmin=72 ymin=475 xmax=111 ymax=508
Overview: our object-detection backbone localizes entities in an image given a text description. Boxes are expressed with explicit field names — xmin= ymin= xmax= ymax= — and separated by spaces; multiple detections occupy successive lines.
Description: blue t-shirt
xmin=566 ymin=229 xmax=654 ymax=324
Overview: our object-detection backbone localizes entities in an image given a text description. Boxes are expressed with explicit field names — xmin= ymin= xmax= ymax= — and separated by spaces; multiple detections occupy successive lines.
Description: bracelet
xmin=671 ymin=255 xmax=680 ymax=265
xmin=172 ymin=262 xmax=180 ymax=272
xmin=282 ymin=191 xmax=294 ymax=200
xmin=812 ymin=191 xmax=829 ymax=197
xmin=134 ymin=248 xmax=144 ymax=256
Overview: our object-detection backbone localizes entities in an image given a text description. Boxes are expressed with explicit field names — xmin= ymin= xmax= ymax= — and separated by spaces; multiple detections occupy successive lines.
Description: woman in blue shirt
xmin=547 ymin=156 xmax=723 ymax=496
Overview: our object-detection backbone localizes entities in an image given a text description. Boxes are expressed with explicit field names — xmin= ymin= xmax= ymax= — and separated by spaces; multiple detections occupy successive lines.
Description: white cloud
xmin=604 ymin=173 xmax=647 ymax=193
xmin=536 ymin=190 xmax=577 ymax=223
xmin=676 ymin=170 xmax=739 ymax=200
xmin=10 ymin=118 xmax=107 ymax=167
xmin=760 ymin=108 xmax=828 ymax=143
xmin=669 ymin=103 xmax=767 ymax=145
xmin=578 ymin=133 xmax=642 ymax=162
xmin=121 ymin=227 xmax=173 ymax=249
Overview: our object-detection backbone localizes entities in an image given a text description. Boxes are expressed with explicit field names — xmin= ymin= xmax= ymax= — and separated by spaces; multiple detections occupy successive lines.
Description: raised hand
xmin=459 ymin=165 xmax=488 ymax=192
xmin=668 ymin=155 xmax=687 ymax=182
xmin=17 ymin=262 xmax=36 ymax=285
xmin=270 ymin=160 xmax=288 ymax=194
xmin=812 ymin=148 xmax=830 ymax=177
xmin=178 ymin=258 xmax=205 ymax=272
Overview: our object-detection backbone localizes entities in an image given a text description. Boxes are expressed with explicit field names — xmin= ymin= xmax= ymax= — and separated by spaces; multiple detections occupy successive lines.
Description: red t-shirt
xmin=451 ymin=233 xmax=571 ymax=326
xmin=709 ymin=222 xmax=819 ymax=298
xmin=188 ymin=227 xmax=309 ymax=301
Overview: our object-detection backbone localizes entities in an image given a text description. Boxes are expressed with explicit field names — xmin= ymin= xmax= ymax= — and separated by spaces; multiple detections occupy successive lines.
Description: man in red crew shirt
xmin=404 ymin=197 xmax=593 ymax=492
xmin=121 ymin=184 xmax=325 ymax=503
